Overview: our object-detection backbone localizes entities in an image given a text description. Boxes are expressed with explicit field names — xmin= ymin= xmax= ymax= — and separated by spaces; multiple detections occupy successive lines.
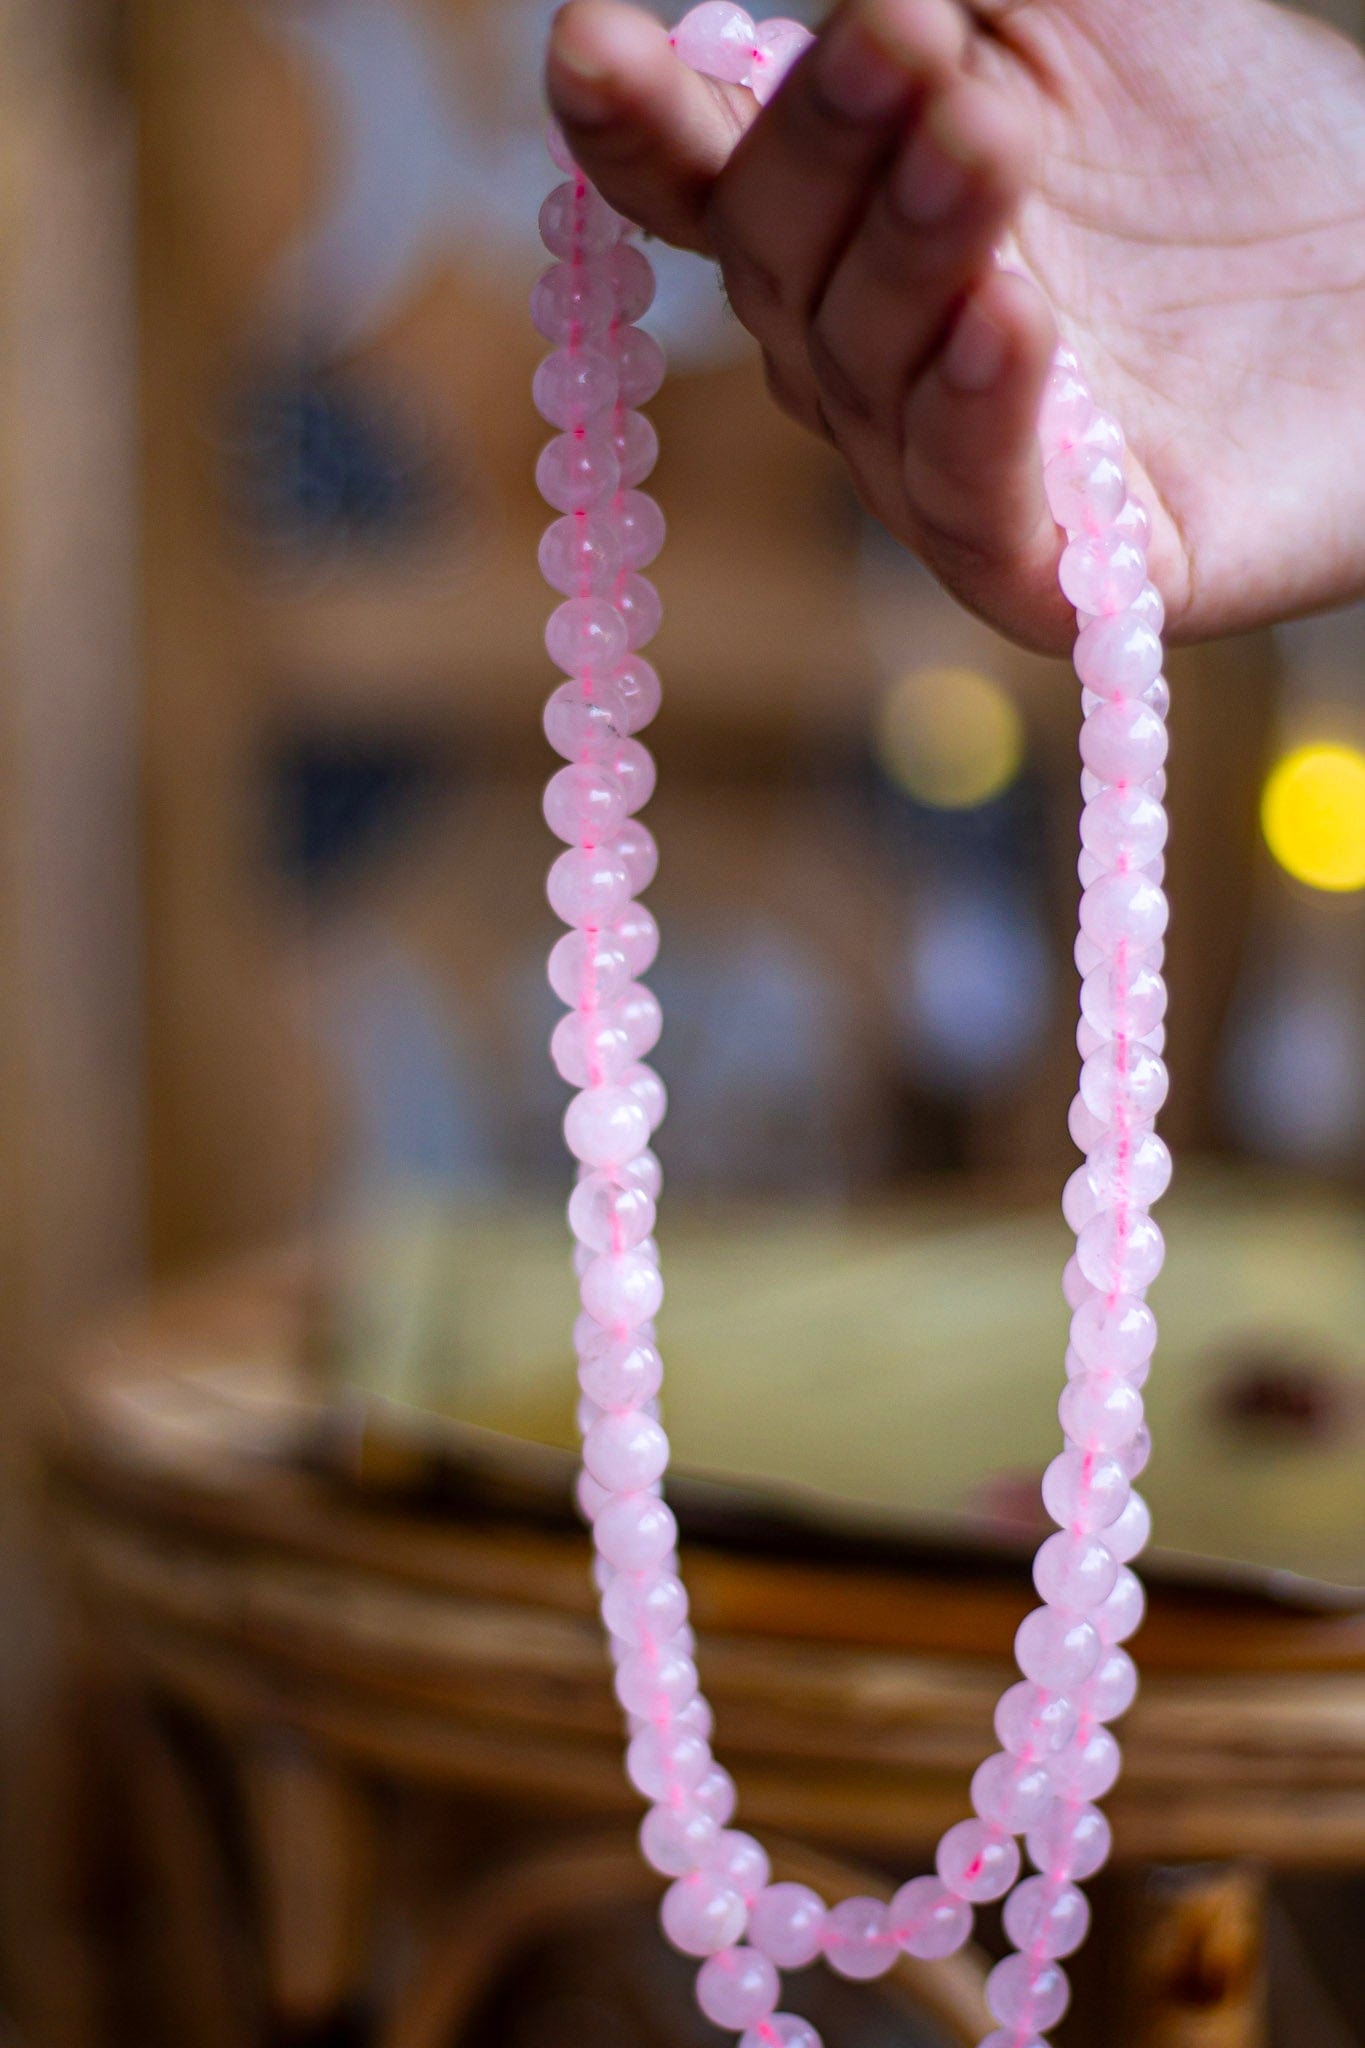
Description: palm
xmin=980 ymin=0 xmax=1365 ymax=634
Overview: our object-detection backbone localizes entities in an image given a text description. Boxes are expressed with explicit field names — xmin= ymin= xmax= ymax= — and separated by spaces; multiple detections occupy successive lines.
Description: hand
xmin=547 ymin=0 xmax=1365 ymax=652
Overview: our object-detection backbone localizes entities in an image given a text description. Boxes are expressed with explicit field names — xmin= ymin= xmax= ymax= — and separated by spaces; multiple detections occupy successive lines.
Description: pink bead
xmin=1105 ymin=1492 xmax=1151 ymax=1566
xmin=1080 ymin=699 xmax=1169 ymax=782
xmin=748 ymin=1883 xmax=827 ymax=1968
xmin=986 ymin=1956 xmax=1071 ymax=2033
xmin=889 ymin=1876 xmax=972 ymax=1960
xmin=613 ymin=327 xmax=667 ymax=407
xmin=1059 ymin=1375 xmax=1145 ymax=1455
xmin=1026 ymin=1801 xmax=1112 ymax=1883
xmin=538 ymin=180 xmax=621 ymax=259
xmin=1080 ymin=787 xmax=1167 ymax=873
xmin=671 ymin=2 xmax=757 ymax=81
xmin=739 ymin=2019 xmax=821 ymax=2048
xmin=616 ymin=572 xmax=663 ymax=650
xmin=544 ymin=763 xmax=628 ymax=846
xmin=822 ymin=1897 xmax=897 ymax=1981
xmin=579 ymin=1333 xmax=663 ymax=1409
xmin=1059 ymin=531 xmax=1147 ymax=615
xmin=627 ymin=1723 xmax=710 ymax=1802
xmin=1075 ymin=611 xmax=1164 ymax=696
xmin=1094 ymin=1564 xmax=1147 ymax=1643
xmin=641 ymin=1802 xmax=718 ymax=1876
xmin=564 ymin=1083 xmax=650 ymax=1168
xmin=1079 ymin=871 xmax=1169 ymax=953
xmin=530 ymin=263 xmax=614 ymax=342
xmin=1080 ymin=956 xmax=1167 ymax=1038
xmin=1090 ymin=1644 xmax=1140 ymax=1721
xmin=622 ymin=1061 xmax=667 ymax=1133
xmin=1088 ymin=1129 xmax=1173 ymax=1209
xmin=539 ymin=512 xmax=622 ymax=596
xmin=609 ymin=243 xmax=657 ymax=322
xmin=696 ymin=1948 xmax=780 ymax=2029
xmin=614 ymin=490 xmax=667 ymax=568
xmin=600 ymin=736 xmax=657 ymax=813
xmin=551 ymin=1011 xmax=631 ymax=1087
xmin=995 ymin=1681 xmax=1077 ymax=1759
xmin=692 ymin=1765 xmax=738 ymax=1826
xmin=1075 ymin=408 xmax=1125 ymax=464
xmin=615 ymin=1644 xmax=697 ymax=1717
xmin=749 ymin=18 xmax=814 ymax=101
xmin=536 ymin=430 xmax=620 ymax=512
xmin=548 ymin=929 xmax=631 ymax=1008
xmin=611 ymin=983 xmax=663 ymax=1058
xmin=1119 ymin=1424 xmax=1153 ymax=1480
xmin=1042 ymin=1448 xmax=1130 ymax=1532
xmin=545 ymin=595 xmax=628 ymax=675
xmin=1061 ymin=1253 xmax=1092 ymax=1309
xmin=707 ymin=1830 xmax=771 ymax=1901
xmin=1079 ymin=1042 xmax=1170 ymax=1122
xmin=582 ymin=1247 xmax=664 ymax=1328
xmin=584 ymin=1409 xmax=669 ymax=1490
xmin=1038 ymin=368 xmax=1095 ymax=450
xmin=1071 ymin=1292 xmax=1158 ymax=1373
xmin=614 ymin=410 xmax=660 ymax=488
xmin=1131 ymin=580 xmax=1166 ymax=634
xmin=1050 ymin=1725 xmax=1122 ymax=1801
xmin=1076 ymin=1208 xmax=1166 ymax=1292
xmin=1003 ymin=1877 xmax=1092 ymax=1960
xmin=971 ymin=1752 xmax=1054 ymax=1832
xmin=595 ymin=1492 xmax=678 ymax=1571
xmin=1033 ymin=1530 xmax=1119 ymax=1612
xmin=1044 ymin=443 xmax=1126 ymax=532
xmin=936 ymin=1819 xmax=1020 ymax=1903
xmin=603 ymin=1567 xmax=685 ymax=1644
xmin=661 ymin=1871 xmax=747 ymax=1956
xmin=543 ymin=680 xmax=626 ymax=761
xmin=610 ymin=656 xmax=663 ymax=735
xmin=1015 ymin=1608 xmax=1101 ymax=1690
xmin=532 ymin=345 xmax=618 ymax=428
xmin=677 ymin=1692 xmax=712 ymax=1739
xmin=569 ymin=1172 xmax=655 ymax=1255
xmin=1116 ymin=494 xmax=1152 ymax=549
xmin=610 ymin=819 xmax=659 ymax=893
xmin=1063 ymin=1165 xmax=1101 ymax=1234
xmin=1068 ymin=1091 xmax=1108 ymax=1154
xmin=1146 ymin=675 xmax=1171 ymax=718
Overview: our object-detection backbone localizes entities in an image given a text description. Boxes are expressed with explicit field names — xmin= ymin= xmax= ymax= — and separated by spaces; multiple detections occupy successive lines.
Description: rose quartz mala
xmin=532 ymin=9 xmax=1169 ymax=2043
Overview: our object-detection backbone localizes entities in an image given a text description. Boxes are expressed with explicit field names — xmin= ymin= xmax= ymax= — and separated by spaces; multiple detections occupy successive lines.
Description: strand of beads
xmin=536 ymin=14 xmax=1170 ymax=2048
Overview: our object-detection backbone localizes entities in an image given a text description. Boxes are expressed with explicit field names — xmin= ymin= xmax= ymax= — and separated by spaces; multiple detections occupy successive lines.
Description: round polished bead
xmin=539 ymin=512 xmax=622 ymax=594
xmin=1050 ymin=1725 xmax=1122 ymax=1801
xmin=569 ymin=1173 xmax=655 ymax=1255
xmin=1059 ymin=1375 xmax=1145 ymax=1455
xmin=1003 ymin=1877 xmax=1092 ymax=1960
xmin=584 ymin=1409 xmax=669 ymax=1491
xmin=1080 ymin=870 xmax=1169 ymax=953
xmin=750 ymin=17 xmax=814 ymax=101
xmin=1062 ymin=1165 xmax=1101 ymax=1234
xmin=613 ymin=904 xmax=660 ymax=976
xmin=1080 ymin=955 xmax=1167 ymax=1038
xmin=1080 ymin=785 xmax=1168 ymax=870
xmin=1088 ymin=1129 xmax=1173 ymax=1209
xmin=610 ymin=819 xmax=659 ymax=893
xmin=1080 ymin=699 xmax=1169 ymax=782
xmin=1075 ymin=610 xmax=1164 ymax=696
xmin=600 ymin=736 xmax=657 ymax=813
xmin=995 ymin=1681 xmax=1078 ymax=1759
xmin=545 ymin=595 xmax=628 ymax=675
xmin=616 ymin=572 xmax=663 ymax=650
xmin=748 ymin=1881 xmax=827 ymax=1968
xmin=1080 ymin=1042 xmax=1170 ymax=1123
xmin=536 ymin=430 xmax=620 ymax=512
xmin=611 ymin=983 xmax=664 ymax=1058
xmin=937 ymin=1820 xmax=1020 ymax=1903
xmin=822 ymin=1896 xmax=897 ymax=1980
xmin=610 ymin=656 xmax=662 ymax=735
xmin=1119 ymin=1424 xmax=1153 ymax=1481
xmin=691 ymin=1764 xmax=738 ymax=1826
xmin=1044 ymin=443 xmax=1126 ymax=531
xmin=595 ymin=1492 xmax=678 ymax=1571
xmin=537 ymin=180 xmax=621 ymax=258
xmin=890 ymin=1876 xmax=972 ymax=1959
xmin=1090 ymin=1644 xmax=1140 ymax=1721
xmin=1033 ymin=1530 xmax=1119 ymax=1612
xmin=613 ymin=410 xmax=659 ymax=488
xmin=531 ymin=263 xmax=614 ymax=342
xmin=987 ymin=1955 xmax=1071 ymax=2032
xmin=1068 ymin=1090 xmax=1108 ymax=1154
xmin=696 ymin=1947 xmax=780 ymax=2029
xmin=1071 ymin=1292 xmax=1158 ymax=1373
xmin=661 ymin=1871 xmax=747 ymax=1956
xmin=1076 ymin=1208 xmax=1166 ymax=1293
xmin=706 ymin=1830 xmax=770 ymax=1902
xmin=640 ymin=1802 xmax=718 ymax=1876
xmin=564 ymin=1084 xmax=650 ymax=1169
xmin=576 ymin=1467 xmax=610 ymax=1521
xmin=613 ymin=326 xmax=667 ymax=406
xmin=671 ymin=2 xmax=757 ymax=80
xmin=1026 ymin=1801 xmax=1112 ymax=1883
xmin=1038 ymin=368 xmax=1095 ymax=449
xmin=552 ymin=1012 xmax=632 ymax=1088
xmin=608 ymin=242 xmax=657 ymax=322
xmin=615 ymin=1644 xmax=697 ymax=1717
xmin=532 ymin=345 xmax=618 ymax=428
xmin=739 ymin=2019 xmax=821 ymax=2048
xmin=1116 ymin=494 xmax=1152 ymax=549
xmin=1059 ymin=531 xmax=1147 ymax=615
xmin=971 ymin=1752 xmax=1054 ymax=1832
xmin=548 ymin=930 xmax=631 ymax=1009
xmin=1015 ymin=1608 xmax=1101 ymax=1690
xmin=1146 ymin=674 xmax=1171 ymax=718
xmin=544 ymin=762 xmax=628 ymax=847
xmin=579 ymin=1333 xmax=663 ymax=1409
xmin=614 ymin=490 xmax=667 ymax=568
xmin=627 ymin=1723 xmax=710 ymax=1800
xmin=543 ymin=680 xmax=626 ymax=761
xmin=581 ymin=1248 xmax=664 ymax=1328
xmin=1042 ymin=1448 xmax=1130 ymax=1532
xmin=1105 ymin=1491 xmax=1152 ymax=1566
xmin=1061 ymin=1253 xmax=1092 ymax=1309
xmin=1094 ymin=1564 xmax=1147 ymax=1643
xmin=622 ymin=1061 xmax=667 ymax=1133
xmin=602 ymin=1567 xmax=685 ymax=1645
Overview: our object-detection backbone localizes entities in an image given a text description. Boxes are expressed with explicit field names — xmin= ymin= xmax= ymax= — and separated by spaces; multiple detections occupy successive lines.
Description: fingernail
xmin=943 ymin=296 xmax=1006 ymax=391
xmin=549 ymin=41 xmax=616 ymax=126
xmin=817 ymin=10 xmax=916 ymax=120
xmin=893 ymin=98 xmax=974 ymax=222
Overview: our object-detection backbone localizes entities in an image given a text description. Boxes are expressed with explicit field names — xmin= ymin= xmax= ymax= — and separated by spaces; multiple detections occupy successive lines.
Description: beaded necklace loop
xmin=533 ymin=12 xmax=1170 ymax=2043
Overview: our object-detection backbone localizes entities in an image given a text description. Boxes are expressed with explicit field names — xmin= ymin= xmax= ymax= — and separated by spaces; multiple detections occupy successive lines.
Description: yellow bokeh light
xmin=1262 ymin=742 xmax=1365 ymax=893
xmin=875 ymin=665 xmax=1024 ymax=810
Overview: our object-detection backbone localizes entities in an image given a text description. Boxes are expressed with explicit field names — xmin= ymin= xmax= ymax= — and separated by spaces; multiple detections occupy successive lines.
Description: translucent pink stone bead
xmin=1061 ymin=1252 xmax=1093 ymax=1309
xmin=1038 ymin=367 xmax=1095 ymax=448
xmin=1079 ymin=786 xmax=1167 ymax=872
xmin=539 ymin=513 xmax=622 ymax=596
xmin=1094 ymin=1564 xmax=1147 ymax=1643
xmin=1043 ymin=443 xmax=1125 ymax=531
xmin=889 ymin=1876 xmax=972 ymax=1959
xmin=1071 ymin=1291 xmax=1158 ymax=1373
xmin=609 ymin=243 xmax=657 ymax=322
xmin=995 ymin=1681 xmax=1077 ymax=1758
xmin=1105 ymin=1491 xmax=1152 ymax=1565
xmin=1003 ymin=1877 xmax=1092 ymax=1960
xmin=1042 ymin=1448 xmax=1130 ymax=1533
xmin=1059 ymin=530 xmax=1147 ymax=615
xmin=671 ymin=2 xmax=757 ymax=81
xmin=627 ymin=1721 xmax=710 ymax=1800
xmin=532 ymin=346 xmax=619 ymax=428
xmin=603 ymin=1566 xmax=685 ymax=1645
xmin=1080 ymin=954 xmax=1167 ymax=1037
xmin=1088 ymin=1129 xmax=1173 ymax=1209
xmin=546 ymin=596 xmax=629 ymax=676
xmin=564 ymin=1084 xmax=650 ymax=1169
xmin=971 ymin=1752 xmax=1054 ymax=1832
xmin=693 ymin=1764 xmax=738 ymax=1826
xmin=661 ymin=1871 xmax=748 ymax=1956
xmin=595 ymin=1491 xmax=678 ymax=1571
xmin=749 ymin=17 xmax=814 ymax=101
xmin=548 ymin=929 xmax=631 ymax=1008
xmin=707 ymin=1829 xmax=771 ymax=1902
xmin=1117 ymin=494 xmax=1152 ymax=549
xmin=569 ymin=1173 xmax=655 ymax=1254
xmin=1033 ymin=1530 xmax=1119 ymax=1613
xmin=641 ymin=1802 xmax=718 ymax=1876
xmin=1015 ymin=1608 xmax=1101 ymax=1690
xmin=615 ymin=1643 xmax=698 ymax=1717
xmin=696 ymin=1947 xmax=780 ymax=2029
xmin=551 ymin=1011 xmax=631 ymax=1087
xmin=600 ymin=736 xmax=657 ymax=813
xmin=1026 ymin=1801 xmax=1113 ymax=1883
xmin=612 ymin=983 xmax=664 ymax=1057
xmin=536 ymin=430 xmax=620 ymax=512
xmin=537 ymin=179 xmax=620 ymax=260
xmin=610 ymin=818 xmax=659 ymax=893
xmin=531 ymin=263 xmax=614 ymax=342
xmin=1050 ymin=1725 xmax=1122 ymax=1801
xmin=740 ymin=2019 xmax=821 ymax=2048
xmin=822 ymin=1897 xmax=897 ymax=1980
xmin=581 ymin=1248 xmax=665 ymax=1328
xmin=748 ymin=1883 xmax=827 ymax=1968
xmin=613 ymin=903 xmax=660 ymax=975
xmin=1120 ymin=1423 xmax=1153 ymax=1481
xmin=610 ymin=656 xmax=663 ymax=735
xmin=676 ymin=1693 xmax=713 ymax=1739
xmin=1079 ymin=871 xmax=1169 ymax=952
xmin=1059 ymin=1376 xmax=1145 ymax=1455
xmin=1075 ymin=610 xmax=1164 ymax=696
xmin=1079 ymin=1042 xmax=1170 ymax=1122
xmin=613 ymin=327 xmax=667 ymax=407
xmin=614 ymin=490 xmax=667 ymax=568
xmin=544 ymin=762 xmax=628 ymax=846
xmin=1076 ymin=1208 xmax=1166 ymax=1293
xmin=987 ymin=1956 xmax=1071 ymax=2033
xmin=616 ymin=572 xmax=663 ymax=650
xmin=1062 ymin=1165 xmax=1101 ymax=1235
xmin=579 ymin=1332 xmax=663 ymax=1409
xmin=614 ymin=410 xmax=660 ymax=487
xmin=584 ymin=1410 xmax=669 ymax=1490
xmin=622 ymin=1061 xmax=668 ymax=1133
xmin=1090 ymin=1644 xmax=1140 ymax=1719
xmin=543 ymin=681 xmax=626 ymax=761
xmin=936 ymin=1819 xmax=1021 ymax=1903
xmin=1080 ymin=699 xmax=1169 ymax=783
